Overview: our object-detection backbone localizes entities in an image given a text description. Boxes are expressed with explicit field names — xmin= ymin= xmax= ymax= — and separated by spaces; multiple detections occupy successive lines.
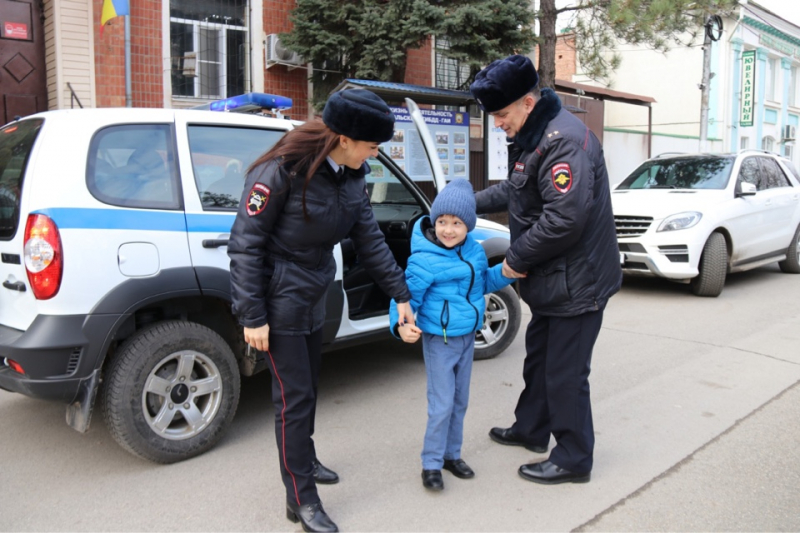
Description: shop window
xmin=170 ymin=0 xmax=249 ymax=100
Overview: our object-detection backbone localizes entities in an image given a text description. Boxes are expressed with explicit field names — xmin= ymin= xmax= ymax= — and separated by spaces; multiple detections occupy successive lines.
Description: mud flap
xmin=65 ymin=369 xmax=100 ymax=433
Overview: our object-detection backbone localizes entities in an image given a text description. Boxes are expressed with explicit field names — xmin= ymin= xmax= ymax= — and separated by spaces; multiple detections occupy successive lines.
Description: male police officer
xmin=470 ymin=55 xmax=621 ymax=484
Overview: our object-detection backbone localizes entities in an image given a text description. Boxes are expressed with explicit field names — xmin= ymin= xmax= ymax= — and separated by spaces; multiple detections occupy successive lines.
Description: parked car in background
xmin=0 ymin=94 xmax=519 ymax=463
xmin=612 ymin=150 xmax=800 ymax=297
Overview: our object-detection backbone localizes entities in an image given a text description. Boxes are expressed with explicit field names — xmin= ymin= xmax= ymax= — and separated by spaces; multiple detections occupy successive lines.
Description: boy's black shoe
xmin=422 ymin=469 xmax=444 ymax=491
xmin=443 ymin=458 xmax=475 ymax=479
xmin=286 ymin=501 xmax=339 ymax=532
xmin=489 ymin=427 xmax=548 ymax=453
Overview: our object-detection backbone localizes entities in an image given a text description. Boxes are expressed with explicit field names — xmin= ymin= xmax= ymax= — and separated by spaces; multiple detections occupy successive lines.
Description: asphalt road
xmin=1 ymin=265 xmax=799 ymax=532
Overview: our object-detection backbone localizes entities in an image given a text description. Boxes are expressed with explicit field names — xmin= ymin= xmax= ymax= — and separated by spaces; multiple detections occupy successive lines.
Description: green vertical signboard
xmin=741 ymin=50 xmax=756 ymax=127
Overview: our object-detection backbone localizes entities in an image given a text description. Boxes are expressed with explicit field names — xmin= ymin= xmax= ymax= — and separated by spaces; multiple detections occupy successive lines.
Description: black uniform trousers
xmin=511 ymin=307 xmax=604 ymax=474
xmin=266 ymin=328 xmax=324 ymax=507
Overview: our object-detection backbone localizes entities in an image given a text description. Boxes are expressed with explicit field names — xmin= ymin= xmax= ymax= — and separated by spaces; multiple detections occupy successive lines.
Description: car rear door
xmin=174 ymin=111 xmax=291 ymax=299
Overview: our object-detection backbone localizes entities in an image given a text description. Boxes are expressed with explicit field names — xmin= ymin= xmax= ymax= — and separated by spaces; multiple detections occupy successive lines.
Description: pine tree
xmin=281 ymin=0 xmax=535 ymax=109
xmin=538 ymin=0 xmax=739 ymax=89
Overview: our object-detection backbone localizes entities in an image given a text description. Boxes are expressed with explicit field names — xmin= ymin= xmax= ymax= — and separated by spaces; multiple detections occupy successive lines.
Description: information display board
xmin=377 ymin=106 xmax=470 ymax=182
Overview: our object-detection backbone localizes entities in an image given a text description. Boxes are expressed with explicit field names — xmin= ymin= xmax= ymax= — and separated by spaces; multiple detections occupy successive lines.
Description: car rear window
xmin=616 ymin=156 xmax=735 ymax=190
xmin=87 ymin=124 xmax=181 ymax=210
xmin=0 ymin=119 xmax=44 ymax=239
xmin=187 ymin=125 xmax=285 ymax=210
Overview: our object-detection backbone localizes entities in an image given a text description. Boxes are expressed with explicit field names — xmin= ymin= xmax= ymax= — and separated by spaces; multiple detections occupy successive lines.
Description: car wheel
xmin=691 ymin=232 xmax=727 ymax=297
xmin=102 ymin=320 xmax=240 ymax=464
xmin=474 ymin=285 xmax=521 ymax=360
xmin=778 ymin=224 xmax=800 ymax=273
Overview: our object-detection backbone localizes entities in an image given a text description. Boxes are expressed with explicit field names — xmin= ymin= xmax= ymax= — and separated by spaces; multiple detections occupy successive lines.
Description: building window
xmin=766 ymin=57 xmax=777 ymax=101
xmin=785 ymin=143 xmax=793 ymax=160
xmin=170 ymin=0 xmax=249 ymax=100
xmin=434 ymin=37 xmax=480 ymax=118
xmin=740 ymin=137 xmax=749 ymax=150
xmin=762 ymin=136 xmax=775 ymax=152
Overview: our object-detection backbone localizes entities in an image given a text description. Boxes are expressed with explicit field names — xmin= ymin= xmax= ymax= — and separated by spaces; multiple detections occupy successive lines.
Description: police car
xmin=0 ymin=93 xmax=519 ymax=463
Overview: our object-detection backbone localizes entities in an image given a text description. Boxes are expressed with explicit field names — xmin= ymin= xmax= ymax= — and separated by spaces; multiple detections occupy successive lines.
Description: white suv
xmin=612 ymin=150 xmax=800 ymax=297
xmin=0 ymin=95 xmax=518 ymax=463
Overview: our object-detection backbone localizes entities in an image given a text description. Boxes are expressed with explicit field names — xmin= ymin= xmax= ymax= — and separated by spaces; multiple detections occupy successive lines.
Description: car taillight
xmin=24 ymin=214 xmax=63 ymax=300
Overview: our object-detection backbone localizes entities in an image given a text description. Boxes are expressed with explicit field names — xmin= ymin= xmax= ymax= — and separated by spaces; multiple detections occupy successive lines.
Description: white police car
xmin=0 ymin=93 xmax=518 ymax=463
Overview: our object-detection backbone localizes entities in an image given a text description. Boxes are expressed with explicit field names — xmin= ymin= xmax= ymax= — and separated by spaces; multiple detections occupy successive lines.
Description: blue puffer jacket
xmin=390 ymin=216 xmax=514 ymax=339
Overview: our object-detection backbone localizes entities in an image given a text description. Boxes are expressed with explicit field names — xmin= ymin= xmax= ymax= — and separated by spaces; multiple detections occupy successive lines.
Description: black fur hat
xmin=322 ymin=89 xmax=395 ymax=142
xmin=469 ymin=55 xmax=539 ymax=113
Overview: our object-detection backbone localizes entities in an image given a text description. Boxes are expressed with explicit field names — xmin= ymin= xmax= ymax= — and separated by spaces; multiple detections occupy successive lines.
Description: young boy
xmin=390 ymin=179 xmax=516 ymax=491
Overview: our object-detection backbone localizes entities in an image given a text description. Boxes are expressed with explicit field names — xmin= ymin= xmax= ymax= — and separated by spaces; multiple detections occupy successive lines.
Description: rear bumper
xmin=0 ymin=313 xmax=119 ymax=403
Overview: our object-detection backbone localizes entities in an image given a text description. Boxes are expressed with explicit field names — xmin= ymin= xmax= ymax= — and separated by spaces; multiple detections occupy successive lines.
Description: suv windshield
xmin=616 ymin=156 xmax=735 ymax=190
xmin=0 ymin=119 xmax=44 ymax=239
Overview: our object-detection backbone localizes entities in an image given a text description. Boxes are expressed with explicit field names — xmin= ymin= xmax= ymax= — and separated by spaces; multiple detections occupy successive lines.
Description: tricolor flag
xmin=100 ymin=0 xmax=129 ymax=36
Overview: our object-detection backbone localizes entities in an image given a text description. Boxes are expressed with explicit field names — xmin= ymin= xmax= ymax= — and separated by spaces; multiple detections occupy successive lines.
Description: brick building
xmin=1 ymin=0 xmax=433 ymax=122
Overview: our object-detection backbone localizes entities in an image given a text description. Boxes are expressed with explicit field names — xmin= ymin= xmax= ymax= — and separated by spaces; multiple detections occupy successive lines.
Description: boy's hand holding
xmin=398 ymin=323 xmax=422 ymax=343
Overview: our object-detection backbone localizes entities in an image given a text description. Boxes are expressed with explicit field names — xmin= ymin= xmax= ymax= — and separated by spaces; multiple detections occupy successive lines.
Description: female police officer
xmin=228 ymin=89 xmax=414 ymax=532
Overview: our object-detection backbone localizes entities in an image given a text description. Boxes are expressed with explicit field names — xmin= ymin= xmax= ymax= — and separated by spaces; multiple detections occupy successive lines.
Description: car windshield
xmin=616 ymin=156 xmax=735 ymax=190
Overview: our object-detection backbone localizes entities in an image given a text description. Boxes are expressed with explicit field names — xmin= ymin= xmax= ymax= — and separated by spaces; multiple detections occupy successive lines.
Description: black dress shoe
xmin=518 ymin=460 xmax=591 ymax=485
xmin=443 ymin=458 xmax=475 ymax=479
xmin=312 ymin=460 xmax=339 ymax=485
xmin=286 ymin=501 xmax=339 ymax=532
xmin=489 ymin=427 xmax=548 ymax=453
xmin=421 ymin=469 xmax=444 ymax=491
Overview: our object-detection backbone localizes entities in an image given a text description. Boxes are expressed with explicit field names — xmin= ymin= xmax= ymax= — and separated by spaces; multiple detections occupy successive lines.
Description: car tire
xmin=102 ymin=320 xmax=240 ymax=464
xmin=691 ymin=232 xmax=727 ymax=297
xmin=778 ymin=224 xmax=800 ymax=274
xmin=474 ymin=285 xmax=522 ymax=360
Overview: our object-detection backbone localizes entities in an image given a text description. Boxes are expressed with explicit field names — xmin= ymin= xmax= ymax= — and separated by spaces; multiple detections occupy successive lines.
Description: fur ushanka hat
xmin=322 ymin=89 xmax=396 ymax=143
xmin=470 ymin=54 xmax=539 ymax=113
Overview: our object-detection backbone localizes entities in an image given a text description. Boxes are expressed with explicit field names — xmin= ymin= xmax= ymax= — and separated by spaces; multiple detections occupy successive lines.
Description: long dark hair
xmin=248 ymin=118 xmax=340 ymax=219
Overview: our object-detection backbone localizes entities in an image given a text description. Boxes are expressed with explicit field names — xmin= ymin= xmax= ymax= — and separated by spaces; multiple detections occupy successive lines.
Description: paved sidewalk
xmin=579 ymin=380 xmax=800 ymax=532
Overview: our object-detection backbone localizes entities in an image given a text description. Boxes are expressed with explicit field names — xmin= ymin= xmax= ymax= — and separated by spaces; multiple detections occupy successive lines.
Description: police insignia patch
xmin=246 ymin=183 xmax=271 ymax=216
xmin=551 ymin=163 xmax=573 ymax=193
xmin=514 ymin=162 xmax=525 ymax=172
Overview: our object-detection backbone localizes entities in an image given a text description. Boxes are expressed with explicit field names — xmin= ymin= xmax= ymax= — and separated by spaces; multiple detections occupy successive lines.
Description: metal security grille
xmin=614 ymin=215 xmax=653 ymax=238
xmin=170 ymin=0 xmax=249 ymax=100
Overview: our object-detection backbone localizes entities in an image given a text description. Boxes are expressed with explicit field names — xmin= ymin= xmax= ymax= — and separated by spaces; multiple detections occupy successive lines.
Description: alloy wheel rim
xmin=142 ymin=350 xmax=223 ymax=440
xmin=475 ymin=293 xmax=509 ymax=349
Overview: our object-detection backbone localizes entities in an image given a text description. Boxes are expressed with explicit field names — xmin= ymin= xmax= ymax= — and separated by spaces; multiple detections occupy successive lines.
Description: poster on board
xmin=374 ymin=106 xmax=469 ymax=182
xmin=486 ymin=124 xmax=510 ymax=180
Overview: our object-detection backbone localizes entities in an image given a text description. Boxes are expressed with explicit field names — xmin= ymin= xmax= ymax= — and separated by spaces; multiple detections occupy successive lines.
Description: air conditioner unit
xmin=783 ymin=124 xmax=796 ymax=141
xmin=265 ymin=34 xmax=303 ymax=69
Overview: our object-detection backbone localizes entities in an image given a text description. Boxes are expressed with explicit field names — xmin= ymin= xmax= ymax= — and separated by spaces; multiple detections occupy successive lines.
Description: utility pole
xmin=699 ymin=15 xmax=722 ymax=153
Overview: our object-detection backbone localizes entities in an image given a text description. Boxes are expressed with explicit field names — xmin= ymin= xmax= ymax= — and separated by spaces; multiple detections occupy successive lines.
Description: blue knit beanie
xmin=323 ymin=89 xmax=395 ymax=142
xmin=470 ymin=54 xmax=539 ymax=113
xmin=430 ymin=179 xmax=477 ymax=232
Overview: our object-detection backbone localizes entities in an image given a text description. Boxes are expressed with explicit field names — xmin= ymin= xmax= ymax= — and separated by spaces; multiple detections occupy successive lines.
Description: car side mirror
xmin=737 ymin=181 xmax=757 ymax=197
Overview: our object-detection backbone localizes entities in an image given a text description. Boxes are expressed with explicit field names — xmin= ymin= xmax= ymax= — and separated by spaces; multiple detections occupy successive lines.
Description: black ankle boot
xmin=286 ymin=501 xmax=339 ymax=532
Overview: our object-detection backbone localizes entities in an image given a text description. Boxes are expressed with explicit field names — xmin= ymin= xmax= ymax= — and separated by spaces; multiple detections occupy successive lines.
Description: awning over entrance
xmin=331 ymin=79 xmax=473 ymax=106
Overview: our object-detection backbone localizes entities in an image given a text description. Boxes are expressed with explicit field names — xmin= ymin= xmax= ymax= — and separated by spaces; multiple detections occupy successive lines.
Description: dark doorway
xmin=0 ymin=0 xmax=47 ymax=123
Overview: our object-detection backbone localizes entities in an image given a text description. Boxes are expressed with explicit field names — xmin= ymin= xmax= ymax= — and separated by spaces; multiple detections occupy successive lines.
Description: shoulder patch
xmin=551 ymin=163 xmax=573 ymax=193
xmin=246 ymin=183 xmax=271 ymax=216
xmin=514 ymin=161 xmax=525 ymax=172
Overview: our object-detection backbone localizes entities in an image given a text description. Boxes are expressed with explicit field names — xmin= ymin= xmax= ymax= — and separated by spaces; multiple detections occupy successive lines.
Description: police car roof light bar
xmin=193 ymin=93 xmax=293 ymax=114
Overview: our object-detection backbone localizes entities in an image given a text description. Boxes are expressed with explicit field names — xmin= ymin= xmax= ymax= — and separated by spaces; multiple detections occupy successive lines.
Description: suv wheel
xmin=102 ymin=320 xmax=240 ymax=463
xmin=691 ymin=232 xmax=727 ymax=297
xmin=778 ymin=224 xmax=800 ymax=273
xmin=474 ymin=286 xmax=521 ymax=360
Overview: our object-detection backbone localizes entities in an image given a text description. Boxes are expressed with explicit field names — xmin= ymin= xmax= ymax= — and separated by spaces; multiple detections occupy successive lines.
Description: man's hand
xmin=395 ymin=301 xmax=416 ymax=327
xmin=502 ymin=258 xmax=527 ymax=279
xmin=398 ymin=323 xmax=422 ymax=343
xmin=244 ymin=323 xmax=270 ymax=352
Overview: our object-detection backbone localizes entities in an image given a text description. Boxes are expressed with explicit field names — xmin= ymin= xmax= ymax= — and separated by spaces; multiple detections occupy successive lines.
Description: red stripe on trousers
xmin=266 ymin=349 xmax=301 ymax=506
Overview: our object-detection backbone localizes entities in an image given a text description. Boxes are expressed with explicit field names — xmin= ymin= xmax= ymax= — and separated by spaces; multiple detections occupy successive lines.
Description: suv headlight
xmin=657 ymin=212 xmax=702 ymax=232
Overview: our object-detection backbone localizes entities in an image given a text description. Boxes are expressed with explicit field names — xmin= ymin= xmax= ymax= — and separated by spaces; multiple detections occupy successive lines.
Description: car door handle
xmin=202 ymin=239 xmax=229 ymax=248
xmin=3 ymin=280 xmax=26 ymax=292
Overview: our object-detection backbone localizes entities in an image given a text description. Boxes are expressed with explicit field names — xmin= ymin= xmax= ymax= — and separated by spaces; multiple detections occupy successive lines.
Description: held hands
xmin=502 ymin=258 xmax=527 ymax=279
xmin=395 ymin=301 xmax=421 ymax=343
xmin=244 ymin=323 xmax=270 ymax=352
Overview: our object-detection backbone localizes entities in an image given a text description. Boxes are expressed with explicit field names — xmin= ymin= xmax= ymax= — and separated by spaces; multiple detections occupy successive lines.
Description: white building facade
xmin=580 ymin=1 xmax=800 ymax=184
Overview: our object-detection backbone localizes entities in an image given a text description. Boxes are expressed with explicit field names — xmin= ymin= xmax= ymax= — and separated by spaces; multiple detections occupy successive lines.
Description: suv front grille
xmin=615 ymin=216 xmax=653 ymax=238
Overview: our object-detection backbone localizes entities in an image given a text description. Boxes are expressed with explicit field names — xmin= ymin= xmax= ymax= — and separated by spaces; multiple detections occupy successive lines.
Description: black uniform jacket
xmin=476 ymin=88 xmax=622 ymax=316
xmin=228 ymin=158 xmax=411 ymax=335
